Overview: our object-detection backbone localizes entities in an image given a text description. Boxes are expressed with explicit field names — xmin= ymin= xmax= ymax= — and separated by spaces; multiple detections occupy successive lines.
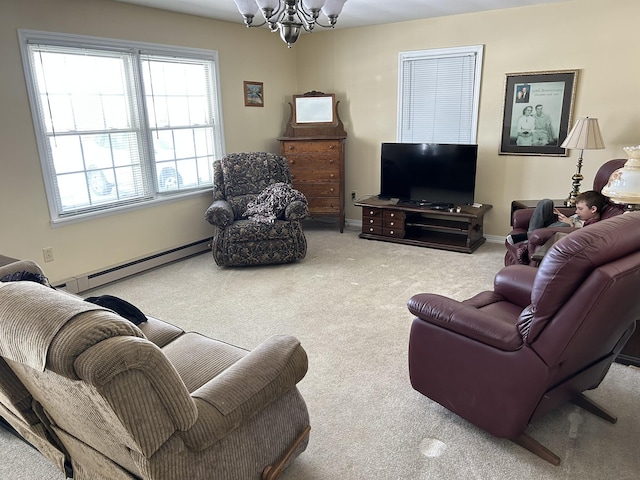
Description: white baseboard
xmin=54 ymin=238 xmax=211 ymax=294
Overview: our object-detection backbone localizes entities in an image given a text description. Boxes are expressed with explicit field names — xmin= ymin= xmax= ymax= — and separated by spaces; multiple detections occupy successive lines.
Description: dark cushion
xmin=84 ymin=295 xmax=147 ymax=325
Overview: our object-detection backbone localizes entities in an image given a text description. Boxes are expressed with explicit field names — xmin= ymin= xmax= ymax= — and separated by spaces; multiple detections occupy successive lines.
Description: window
xmin=398 ymin=45 xmax=483 ymax=144
xmin=19 ymin=30 xmax=224 ymax=223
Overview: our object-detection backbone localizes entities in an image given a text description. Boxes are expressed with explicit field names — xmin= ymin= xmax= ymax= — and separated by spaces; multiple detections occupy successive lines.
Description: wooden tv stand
xmin=355 ymin=196 xmax=492 ymax=253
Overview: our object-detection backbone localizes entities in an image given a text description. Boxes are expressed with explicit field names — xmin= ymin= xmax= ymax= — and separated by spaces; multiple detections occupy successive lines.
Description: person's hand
xmin=553 ymin=208 xmax=572 ymax=225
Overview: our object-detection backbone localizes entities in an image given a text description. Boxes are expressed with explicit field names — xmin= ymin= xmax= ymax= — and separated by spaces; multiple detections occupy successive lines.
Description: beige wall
xmin=2 ymin=0 xmax=639 ymax=282
xmin=296 ymin=0 xmax=640 ymax=234
xmin=0 ymin=0 xmax=298 ymax=281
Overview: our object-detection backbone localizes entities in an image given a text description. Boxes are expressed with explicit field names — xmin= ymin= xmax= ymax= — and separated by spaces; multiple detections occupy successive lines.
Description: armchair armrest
xmin=181 ymin=335 xmax=308 ymax=450
xmin=284 ymin=200 xmax=309 ymax=221
xmin=528 ymin=226 xmax=574 ymax=255
xmin=408 ymin=294 xmax=524 ymax=351
xmin=493 ymin=265 xmax=537 ymax=308
xmin=204 ymin=200 xmax=234 ymax=227
xmin=511 ymin=206 xmax=574 ymax=231
xmin=0 ymin=260 xmax=50 ymax=286
xmin=511 ymin=208 xmax=535 ymax=230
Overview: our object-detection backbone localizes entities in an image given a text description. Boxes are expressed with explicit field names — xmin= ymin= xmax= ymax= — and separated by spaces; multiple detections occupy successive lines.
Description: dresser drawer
xmin=288 ymin=156 xmax=340 ymax=180
xmin=362 ymin=207 xmax=383 ymax=218
xmin=308 ymin=197 xmax=340 ymax=213
xmin=281 ymin=140 xmax=342 ymax=155
xmin=383 ymin=210 xmax=405 ymax=221
xmin=362 ymin=224 xmax=382 ymax=235
xmin=291 ymin=169 xmax=339 ymax=183
xmin=296 ymin=182 xmax=340 ymax=197
xmin=383 ymin=227 xmax=405 ymax=238
xmin=362 ymin=215 xmax=382 ymax=227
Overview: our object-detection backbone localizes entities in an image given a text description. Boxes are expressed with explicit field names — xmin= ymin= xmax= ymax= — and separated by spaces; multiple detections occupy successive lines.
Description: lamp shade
xmin=302 ymin=0 xmax=327 ymax=10
xmin=561 ymin=117 xmax=605 ymax=150
xmin=601 ymin=145 xmax=640 ymax=206
xmin=322 ymin=0 xmax=347 ymax=17
xmin=233 ymin=0 xmax=258 ymax=16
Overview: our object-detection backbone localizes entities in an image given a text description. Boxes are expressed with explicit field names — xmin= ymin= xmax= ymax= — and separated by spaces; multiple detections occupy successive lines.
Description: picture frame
xmin=499 ymin=69 xmax=578 ymax=156
xmin=243 ymin=81 xmax=264 ymax=107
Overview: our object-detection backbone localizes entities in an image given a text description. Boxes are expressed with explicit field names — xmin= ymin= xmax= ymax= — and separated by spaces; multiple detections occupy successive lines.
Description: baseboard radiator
xmin=55 ymin=238 xmax=211 ymax=294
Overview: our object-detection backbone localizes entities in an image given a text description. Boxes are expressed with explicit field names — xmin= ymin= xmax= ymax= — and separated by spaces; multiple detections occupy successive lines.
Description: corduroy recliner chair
xmin=408 ymin=212 xmax=640 ymax=465
xmin=0 ymin=259 xmax=73 ymax=476
xmin=0 ymin=267 xmax=310 ymax=480
xmin=504 ymin=158 xmax=627 ymax=266
xmin=205 ymin=152 xmax=308 ymax=267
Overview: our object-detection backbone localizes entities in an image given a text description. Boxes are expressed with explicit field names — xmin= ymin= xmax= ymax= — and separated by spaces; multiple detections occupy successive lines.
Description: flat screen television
xmin=379 ymin=142 xmax=478 ymax=207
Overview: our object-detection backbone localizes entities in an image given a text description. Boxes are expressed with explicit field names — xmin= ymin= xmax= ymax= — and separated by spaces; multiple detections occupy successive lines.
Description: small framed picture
xmin=499 ymin=70 xmax=578 ymax=156
xmin=243 ymin=81 xmax=264 ymax=107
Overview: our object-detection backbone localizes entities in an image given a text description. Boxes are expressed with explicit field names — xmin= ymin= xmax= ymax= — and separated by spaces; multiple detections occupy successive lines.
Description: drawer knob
xmin=329 ymin=159 xmax=334 ymax=163
xmin=369 ymin=219 xmax=374 ymax=224
xmin=390 ymin=213 xmax=395 ymax=217
xmin=330 ymin=188 xmax=334 ymax=193
xmin=330 ymin=173 xmax=335 ymax=178
xmin=369 ymin=227 xmax=374 ymax=232
xmin=369 ymin=210 xmax=374 ymax=215
xmin=288 ymin=146 xmax=294 ymax=150
xmin=390 ymin=221 xmax=395 ymax=226
xmin=390 ymin=230 xmax=394 ymax=235
xmin=329 ymin=145 xmax=335 ymax=149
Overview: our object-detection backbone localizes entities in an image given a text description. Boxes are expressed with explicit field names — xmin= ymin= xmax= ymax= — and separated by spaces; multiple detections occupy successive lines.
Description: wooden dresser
xmin=279 ymin=137 xmax=345 ymax=232
xmin=278 ymin=91 xmax=347 ymax=232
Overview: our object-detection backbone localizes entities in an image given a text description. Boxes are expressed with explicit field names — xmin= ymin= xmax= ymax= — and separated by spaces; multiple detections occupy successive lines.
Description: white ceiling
xmin=113 ymin=0 xmax=568 ymax=29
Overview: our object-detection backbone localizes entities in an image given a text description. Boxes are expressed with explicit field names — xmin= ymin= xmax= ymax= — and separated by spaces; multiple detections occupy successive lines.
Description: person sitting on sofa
xmin=507 ymin=190 xmax=606 ymax=245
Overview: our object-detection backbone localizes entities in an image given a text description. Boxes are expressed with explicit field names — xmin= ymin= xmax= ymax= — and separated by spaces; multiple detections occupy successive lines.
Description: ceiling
xmin=113 ymin=0 xmax=568 ymax=30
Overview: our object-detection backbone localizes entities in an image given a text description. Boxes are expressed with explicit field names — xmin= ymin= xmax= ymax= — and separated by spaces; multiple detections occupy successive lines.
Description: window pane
xmin=21 ymin=31 xmax=223 ymax=221
xmin=143 ymin=55 xmax=216 ymax=193
xmin=399 ymin=46 xmax=483 ymax=144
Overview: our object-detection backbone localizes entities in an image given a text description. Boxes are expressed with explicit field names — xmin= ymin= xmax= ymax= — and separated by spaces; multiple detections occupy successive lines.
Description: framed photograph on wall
xmin=499 ymin=70 xmax=578 ymax=156
xmin=243 ymin=81 xmax=264 ymax=107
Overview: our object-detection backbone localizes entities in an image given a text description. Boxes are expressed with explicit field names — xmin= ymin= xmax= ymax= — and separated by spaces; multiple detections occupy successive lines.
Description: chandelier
xmin=233 ymin=0 xmax=348 ymax=47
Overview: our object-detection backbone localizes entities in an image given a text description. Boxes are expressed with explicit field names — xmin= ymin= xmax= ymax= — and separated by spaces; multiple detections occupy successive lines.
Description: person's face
xmin=575 ymin=201 xmax=598 ymax=220
xmin=535 ymin=106 xmax=543 ymax=115
xmin=524 ymin=107 xmax=533 ymax=116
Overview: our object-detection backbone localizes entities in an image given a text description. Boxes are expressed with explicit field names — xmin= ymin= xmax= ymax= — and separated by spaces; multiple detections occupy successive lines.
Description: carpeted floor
xmin=2 ymin=221 xmax=639 ymax=479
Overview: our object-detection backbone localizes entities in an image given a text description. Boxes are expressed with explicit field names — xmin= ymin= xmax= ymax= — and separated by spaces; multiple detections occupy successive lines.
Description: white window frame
xmin=397 ymin=45 xmax=483 ymax=144
xmin=18 ymin=29 xmax=225 ymax=225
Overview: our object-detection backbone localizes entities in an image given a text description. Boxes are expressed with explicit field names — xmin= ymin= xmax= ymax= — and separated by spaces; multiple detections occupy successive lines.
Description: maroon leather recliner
xmin=504 ymin=158 xmax=627 ymax=266
xmin=408 ymin=212 xmax=640 ymax=464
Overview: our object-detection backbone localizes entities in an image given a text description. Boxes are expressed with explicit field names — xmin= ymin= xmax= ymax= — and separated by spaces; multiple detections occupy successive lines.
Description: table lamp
xmin=601 ymin=145 xmax=640 ymax=210
xmin=561 ymin=117 xmax=605 ymax=206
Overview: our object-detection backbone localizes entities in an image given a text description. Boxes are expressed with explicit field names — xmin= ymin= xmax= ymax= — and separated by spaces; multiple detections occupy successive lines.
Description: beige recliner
xmin=0 ymin=261 xmax=310 ymax=480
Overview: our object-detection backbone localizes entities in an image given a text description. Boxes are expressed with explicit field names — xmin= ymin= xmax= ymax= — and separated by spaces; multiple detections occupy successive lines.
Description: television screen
xmin=380 ymin=143 xmax=478 ymax=206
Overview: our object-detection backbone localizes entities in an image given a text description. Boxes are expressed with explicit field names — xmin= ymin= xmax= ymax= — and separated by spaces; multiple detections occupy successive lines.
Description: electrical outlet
xmin=42 ymin=247 xmax=54 ymax=263
xmin=351 ymin=191 xmax=357 ymax=201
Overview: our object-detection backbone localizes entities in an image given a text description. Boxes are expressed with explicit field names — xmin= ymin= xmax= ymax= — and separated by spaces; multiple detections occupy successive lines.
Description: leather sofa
xmin=408 ymin=212 xmax=640 ymax=464
xmin=0 ymin=259 xmax=310 ymax=479
xmin=504 ymin=158 xmax=627 ymax=266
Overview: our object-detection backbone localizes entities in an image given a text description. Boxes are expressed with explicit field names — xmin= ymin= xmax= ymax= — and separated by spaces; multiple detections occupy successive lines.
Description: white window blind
xmin=398 ymin=45 xmax=483 ymax=144
xmin=19 ymin=30 xmax=224 ymax=223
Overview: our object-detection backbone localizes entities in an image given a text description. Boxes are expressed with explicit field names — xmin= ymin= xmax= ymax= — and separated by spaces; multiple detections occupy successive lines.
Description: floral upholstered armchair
xmin=205 ymin=152 xmax=308 ymax=267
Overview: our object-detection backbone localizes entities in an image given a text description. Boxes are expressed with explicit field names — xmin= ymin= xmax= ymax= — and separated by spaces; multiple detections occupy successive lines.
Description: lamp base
xmin=565 ymin=162 xmax=584 ymax=207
